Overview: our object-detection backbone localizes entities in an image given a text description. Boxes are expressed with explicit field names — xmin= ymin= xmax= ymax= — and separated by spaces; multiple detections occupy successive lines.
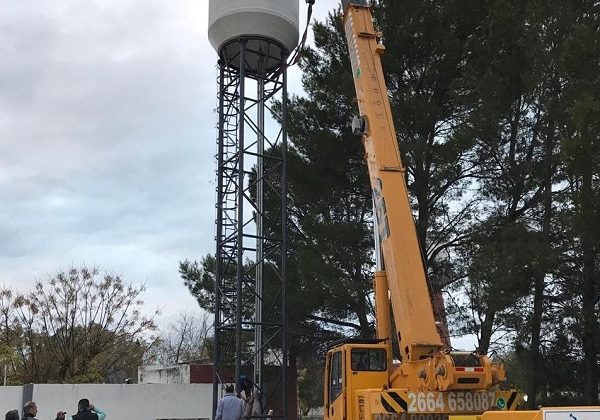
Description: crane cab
xmin=324 ymin=339 xmax=389 ymax=420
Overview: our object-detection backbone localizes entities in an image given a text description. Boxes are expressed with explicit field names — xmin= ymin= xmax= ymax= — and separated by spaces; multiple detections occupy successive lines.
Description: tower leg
xmin=213 ymin=37 xmax=290 ymax=419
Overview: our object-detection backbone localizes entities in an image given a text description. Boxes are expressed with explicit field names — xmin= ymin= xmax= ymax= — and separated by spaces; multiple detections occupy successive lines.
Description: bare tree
xmin=146 ymin=311 xmax=212 ymax=365
xmin=12 ymin=266 xmax=158 ymax=382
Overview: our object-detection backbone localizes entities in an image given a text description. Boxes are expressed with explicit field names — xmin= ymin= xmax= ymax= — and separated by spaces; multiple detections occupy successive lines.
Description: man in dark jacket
xmin=71 ymin=399 xmax=106 ymax=420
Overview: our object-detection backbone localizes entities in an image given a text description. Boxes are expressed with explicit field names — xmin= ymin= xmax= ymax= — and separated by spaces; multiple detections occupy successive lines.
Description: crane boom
xmin=332 ymin=0 xmax=506 ymax=395
xmin=343 ymin=0 xmax=442 ymax=362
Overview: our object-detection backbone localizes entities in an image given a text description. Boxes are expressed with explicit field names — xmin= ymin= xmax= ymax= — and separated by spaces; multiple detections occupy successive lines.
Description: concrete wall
xmin=138 ymin=364 xmax=191 ymax=384
xmin=0 ymin=384 xmax=211 ymax=420
xmin=0 ymin=386 xmax=22 ymax=412
xmin=138 ymin=364 xmax=216 ymax=385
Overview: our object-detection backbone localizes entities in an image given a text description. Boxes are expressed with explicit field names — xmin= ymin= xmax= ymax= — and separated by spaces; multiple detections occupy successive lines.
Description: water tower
xmin=208 ymin=1 xmax=299 ymax=418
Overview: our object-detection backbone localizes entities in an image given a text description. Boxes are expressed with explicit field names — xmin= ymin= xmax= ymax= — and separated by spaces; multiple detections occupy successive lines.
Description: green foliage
xmin=373 ymin=0 xmax=491 ymax=288
xmin=297 ymin=363 xmax=323 ymax=416
xmin=284 ymin=13 xmax=375 ymax=335
xmin=180 ymin=257 xmax=216 ymax=312
xmin=444 ymin=0 xmax=600 ymax=405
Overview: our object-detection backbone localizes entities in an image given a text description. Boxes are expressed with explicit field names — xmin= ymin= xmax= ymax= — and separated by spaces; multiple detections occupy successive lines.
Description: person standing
xmin=21 ymin=402 xmax=38 ymax=420
xmin=71 ymin=399 xmax=106 ymax=420
xmin=239 ymin=375 xmax=252 ymax=398
xmin=215 ymin=384 xmax=244 ymax=420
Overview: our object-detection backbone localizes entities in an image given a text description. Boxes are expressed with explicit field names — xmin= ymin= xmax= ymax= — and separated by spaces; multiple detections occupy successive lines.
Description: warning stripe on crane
xmin=505 ymin=391 xmax=518 ymax=410
xmin=380 ymin=392 xmax=407 ymax=414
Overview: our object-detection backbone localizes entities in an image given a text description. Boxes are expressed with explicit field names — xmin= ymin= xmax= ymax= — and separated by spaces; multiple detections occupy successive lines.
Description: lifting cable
xmin=287 ymin=0 xmax=316 ymax=67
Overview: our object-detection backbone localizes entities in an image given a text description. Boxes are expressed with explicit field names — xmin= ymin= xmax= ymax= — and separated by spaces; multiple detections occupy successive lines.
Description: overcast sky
xmin=0 ymin=0 xmax=339 ymax=325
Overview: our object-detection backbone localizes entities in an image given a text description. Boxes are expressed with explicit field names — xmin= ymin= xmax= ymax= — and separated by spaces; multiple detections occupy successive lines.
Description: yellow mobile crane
xmin=323 ymin=2 xmax=600 ymax=420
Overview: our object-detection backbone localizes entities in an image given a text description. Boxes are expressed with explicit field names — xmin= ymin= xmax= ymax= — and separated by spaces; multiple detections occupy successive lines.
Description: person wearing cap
xmin=5 ymin=410 xmax=19 ymax=420
xmin=239 ymin=374 xmax=253 ymax=398
xmin=55 ymin=411 xmax=66 ymax=420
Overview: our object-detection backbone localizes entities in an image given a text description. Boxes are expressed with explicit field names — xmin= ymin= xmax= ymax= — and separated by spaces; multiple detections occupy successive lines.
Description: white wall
xmin=0 ymin=386 xmax=22 ymax=412
xmin=138 ymin=364 xmax=191 ymax=384
xmin=1 ymin=384 xmax=212 ymax=420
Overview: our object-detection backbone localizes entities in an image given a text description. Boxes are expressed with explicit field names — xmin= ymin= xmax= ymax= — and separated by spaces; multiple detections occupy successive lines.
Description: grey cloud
xmin=0 ymin=0 xmax=339 ymax=321
xmin=0 ymin=0 xmax=216 ymax=314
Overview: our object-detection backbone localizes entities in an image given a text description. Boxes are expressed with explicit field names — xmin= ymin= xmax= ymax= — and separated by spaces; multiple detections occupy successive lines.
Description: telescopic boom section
xmin=342 ymin=1 xmax=442 ymax=362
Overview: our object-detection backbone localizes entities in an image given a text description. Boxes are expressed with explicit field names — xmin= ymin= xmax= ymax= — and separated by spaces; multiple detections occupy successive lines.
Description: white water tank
xmin=208 ymin=0 xmax=300 ymax=72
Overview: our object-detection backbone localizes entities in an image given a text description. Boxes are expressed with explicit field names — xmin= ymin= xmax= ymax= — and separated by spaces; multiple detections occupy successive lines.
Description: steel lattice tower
xmin=213 ymin=37 xmax=289 ymax=420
